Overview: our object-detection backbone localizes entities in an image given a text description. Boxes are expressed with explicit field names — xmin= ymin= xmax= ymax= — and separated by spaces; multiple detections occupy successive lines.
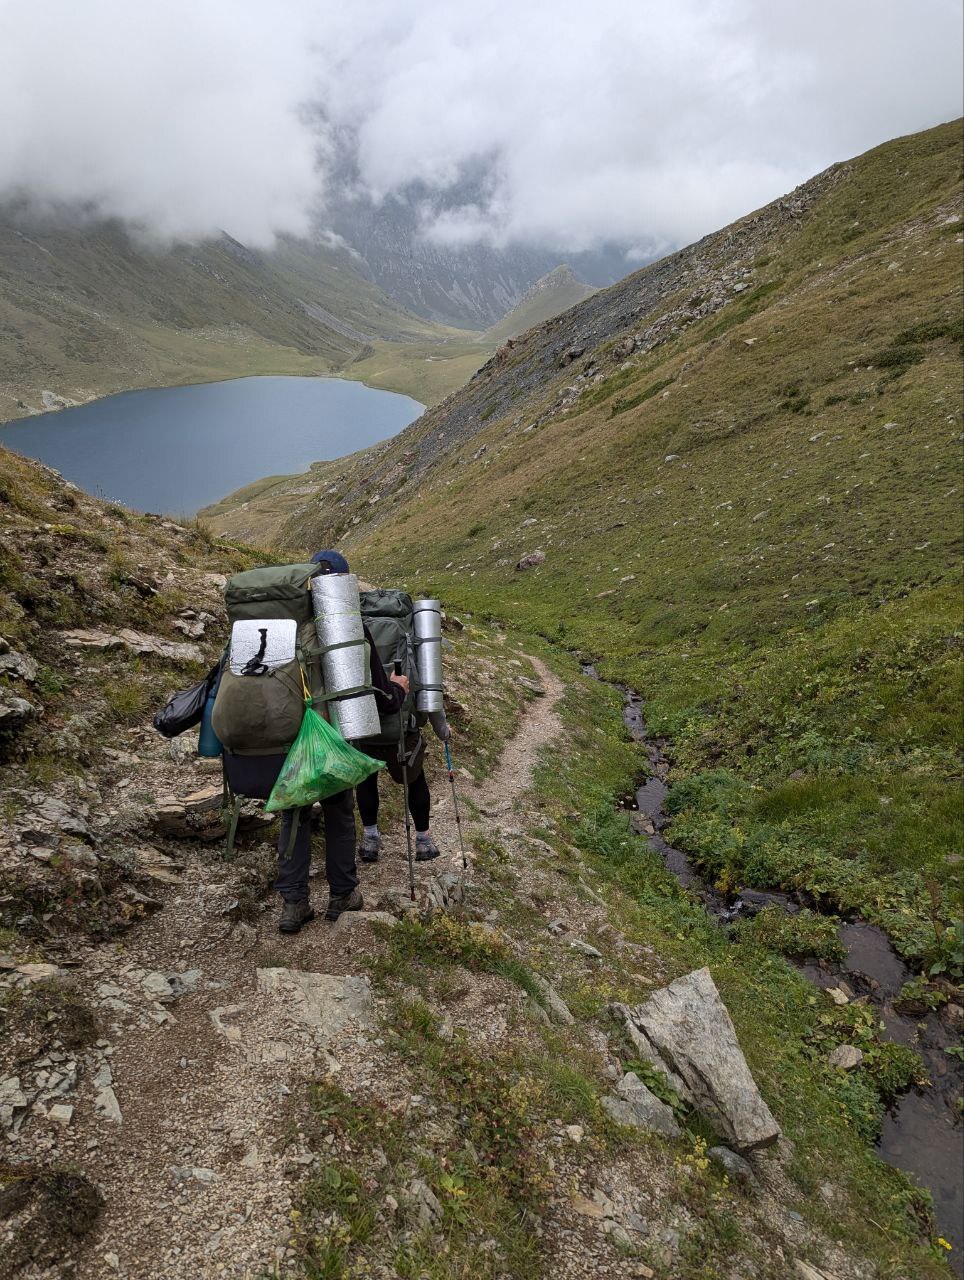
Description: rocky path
xmin=58 ymin=656 xmax=564 ymax=1279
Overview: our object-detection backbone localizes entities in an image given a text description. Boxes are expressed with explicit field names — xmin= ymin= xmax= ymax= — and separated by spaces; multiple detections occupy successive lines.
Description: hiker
xmin=267 ymin=550 xmax=410 ymax=930
xmin=345 ymin=574 xmax=452 ymax=865
xmin=214 ymin=553 xmax=409 ymax=934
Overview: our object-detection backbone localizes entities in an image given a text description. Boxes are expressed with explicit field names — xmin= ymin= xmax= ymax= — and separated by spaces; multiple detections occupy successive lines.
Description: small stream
xmin=585 ymin=667 xmax=963 ymax=1266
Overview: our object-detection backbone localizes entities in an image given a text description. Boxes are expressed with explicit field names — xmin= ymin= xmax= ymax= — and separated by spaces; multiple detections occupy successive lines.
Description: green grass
xmin=344 ymin=335 xmax=494 ymax=407
xmin=483 ymin=267 xmax=597 ymax=343
xmin=294 ymin=121 xmax=964 ymax=968
xmin=206 ymin=123 xmax=961 ymax=1275
xmin=520 ymin=645 xmax=950 ymax=1275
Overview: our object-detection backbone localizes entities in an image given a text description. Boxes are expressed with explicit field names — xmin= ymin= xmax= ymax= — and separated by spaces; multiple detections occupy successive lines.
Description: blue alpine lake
xmin=0 ymin=376 xmax=423 ymax=515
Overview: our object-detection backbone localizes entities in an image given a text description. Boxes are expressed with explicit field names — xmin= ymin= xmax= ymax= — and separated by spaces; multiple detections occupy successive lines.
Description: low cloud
xmin=0 ymin=0 xmax=960 ymax=251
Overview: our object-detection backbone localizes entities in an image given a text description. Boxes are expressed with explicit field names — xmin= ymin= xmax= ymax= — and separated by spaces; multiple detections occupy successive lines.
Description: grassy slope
xmin=0 ymin=215 xmax=492 ymax=421
xmin=246 ymin=121 xmax=962 ymax=968
xmin=527 ymin=642 xmax=950 ymax=1277
xmin=483 ymin=266 xmax=598 ymax=343
xmin=343 ymin=334 xmax=497 ymax=407
xmin=287 ymin=638 xmax=952 ymax=1280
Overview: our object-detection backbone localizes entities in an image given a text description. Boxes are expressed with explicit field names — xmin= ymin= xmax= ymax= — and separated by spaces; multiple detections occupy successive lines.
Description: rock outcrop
xmin=615 ymin=967 xmax=781 ymax=1152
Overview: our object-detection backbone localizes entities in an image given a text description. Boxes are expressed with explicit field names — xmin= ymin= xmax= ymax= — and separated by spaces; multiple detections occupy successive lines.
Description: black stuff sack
xmin=153 ymin=662 xmax=221 ymax=738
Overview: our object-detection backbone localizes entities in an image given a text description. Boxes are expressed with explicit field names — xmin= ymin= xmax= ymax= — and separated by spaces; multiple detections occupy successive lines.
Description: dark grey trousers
xmin=275 ymin=788 xmax=357 ymax=902
xmin=223 ymin=752 xmax=358 ymax=902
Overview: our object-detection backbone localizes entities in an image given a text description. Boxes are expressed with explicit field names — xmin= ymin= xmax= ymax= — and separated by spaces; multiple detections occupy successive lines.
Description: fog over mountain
xmin=1 ymin=0 xmax=960 ymax=260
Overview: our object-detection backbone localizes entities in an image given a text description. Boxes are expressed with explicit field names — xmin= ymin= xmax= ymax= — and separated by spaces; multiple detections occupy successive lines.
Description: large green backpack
xmin=358 ymin=589 xmax=426 ymax=748
xmin=212 ymin=563 xmax=325 ymax=758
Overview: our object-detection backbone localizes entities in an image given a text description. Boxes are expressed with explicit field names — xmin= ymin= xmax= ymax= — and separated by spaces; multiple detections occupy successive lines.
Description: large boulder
xmin=615 ymin=967 xmax=780 ymax=1152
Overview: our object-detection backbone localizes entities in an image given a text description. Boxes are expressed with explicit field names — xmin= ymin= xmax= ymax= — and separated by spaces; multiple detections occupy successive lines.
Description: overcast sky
xmin=0 ymin=0 xmax=960 ymax=253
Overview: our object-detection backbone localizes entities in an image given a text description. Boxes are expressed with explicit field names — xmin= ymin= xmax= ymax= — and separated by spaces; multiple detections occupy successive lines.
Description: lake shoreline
xmin=0 ymin=375 xmax=424 ymax=517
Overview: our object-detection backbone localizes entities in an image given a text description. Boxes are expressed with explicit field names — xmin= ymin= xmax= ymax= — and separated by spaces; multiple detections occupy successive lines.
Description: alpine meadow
xmin=0 ymin=9 xmax=961 ymax=1275
xmin=210 ymin=121 xmax=963 ymax=969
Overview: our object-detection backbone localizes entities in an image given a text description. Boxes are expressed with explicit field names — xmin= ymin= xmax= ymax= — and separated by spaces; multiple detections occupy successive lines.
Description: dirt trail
xmin=67 ymin=656 xmax=564 ymax=1280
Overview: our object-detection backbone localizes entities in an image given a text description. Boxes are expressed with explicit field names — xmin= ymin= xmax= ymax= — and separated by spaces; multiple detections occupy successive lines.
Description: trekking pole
xmin=444 ymin=740 xmax=469 ymax=872
xmin=394 ymin=662 xmax=417 ymax=902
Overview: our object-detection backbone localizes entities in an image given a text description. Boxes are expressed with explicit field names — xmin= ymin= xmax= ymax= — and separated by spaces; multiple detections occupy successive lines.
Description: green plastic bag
xmin=265 ymin=705 xmax=385 ymax=811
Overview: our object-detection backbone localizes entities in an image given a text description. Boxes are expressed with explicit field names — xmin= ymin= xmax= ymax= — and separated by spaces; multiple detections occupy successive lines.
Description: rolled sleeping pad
xmin=414 ymin=598 xmax=444 ymax=713
xmin=310 ymin=572 xmax=381 ymax=740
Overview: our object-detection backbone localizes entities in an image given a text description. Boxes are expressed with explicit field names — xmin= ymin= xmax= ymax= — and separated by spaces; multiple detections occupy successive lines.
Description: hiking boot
xmin=278 ymin=899 xmax=315 ymax=934
xmin=358 ymin=831 xmax=381 ymax=863
xmin=325 ymin=888 xmax=364 ymax=921
xmin=415 ymin=835 xmax=441 ymax=862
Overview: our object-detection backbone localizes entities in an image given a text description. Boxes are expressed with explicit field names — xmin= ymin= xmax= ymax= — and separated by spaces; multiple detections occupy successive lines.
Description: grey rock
xmin=708 ymin=1145 xmax=756 ymax=1185
xmin=0 ymin=651 xmax=39 ymax=683
xmin=173 ymin=617 xmax=206 ymax=640
xmin=794 ymin=1263 xmax=843 ymax=1280
xmin=167 ymin=969 xmax=202 ymax=999
xmin=92 ymin=1062 xmax=113 ymax=1089
xmin=49 ymin=1103 xmax=74 ymax=1126
xmin=828 ymin=1044 xmax=863 ymax=1071
xmin=516 ymin=676 xmax=545 ymax=695
xmin=601 ymin=1219 xmax=635 ymax=1250
xmin=256 ymin=969 xmax=374 ymax=1038
xmin=375 ymin=887 xmax=420 ymax=917
xmin=330 ymin=910 xmax=397 ymax=934
xmin=515 ymin=550 xmax=546 ymax=571
xmin=170 ymin=1165 xmax=217 ymax=1184
xmin=0 ymin=1076 xmax=29 ymax=1133
xmin=142 ymin=972 xmax=175 ymax=1003
xmin=131 ymin=847 xmax=184 ymax=884
xmin=405 ymin=1177 xmax=443 ymax=1230
xmin=527 ymin=997 xmax=551 ymax=1025
xmin=23 ymin=795 xmax=91 ymax=842
xmin=601 ymin=1072 xmax=681 ymax=1139
xmin=51 ymin=1061 xmax=78 ymax=1095
xmin=14 ymin=962 xmax=61 ymax=983
xmin=569 ymin=939 xmax=603 ymax=959
xmin=529 ymin=974 xmax=575 ymax=1025
xmin=0 ymin=690 xmax=37 ymax=729
xmin=94 ymin=1086 xmax=122 ymax=1124
xmin=619 ymin=967 xmax=781 ymax=1152
xmin=60 ymin=627 xmax=203 ymax=664
xmin=210 ymin=1005 xmax=245 ymax=1043
xmin=423 ymin=871 xmax=466 ymax=913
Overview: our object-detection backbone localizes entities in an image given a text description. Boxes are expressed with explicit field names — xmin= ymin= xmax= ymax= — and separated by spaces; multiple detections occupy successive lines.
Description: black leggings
xmin=356 ymin=768 xmax=431 ymax=832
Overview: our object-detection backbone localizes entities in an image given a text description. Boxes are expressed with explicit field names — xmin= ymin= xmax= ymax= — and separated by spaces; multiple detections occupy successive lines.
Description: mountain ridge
xmin=483 ymin=265 xmax=598 ymax=343
xmin=0 ymin=208 xmax=497 ymax=423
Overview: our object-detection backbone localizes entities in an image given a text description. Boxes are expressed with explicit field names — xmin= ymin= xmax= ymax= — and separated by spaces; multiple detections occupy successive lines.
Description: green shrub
xmin=734 ymin=906 xmax=845 ymax=962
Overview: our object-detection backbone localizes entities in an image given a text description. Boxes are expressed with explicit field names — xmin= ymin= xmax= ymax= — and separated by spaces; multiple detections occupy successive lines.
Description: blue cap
xmin=310 ymin=549 xmax=350 ymax=574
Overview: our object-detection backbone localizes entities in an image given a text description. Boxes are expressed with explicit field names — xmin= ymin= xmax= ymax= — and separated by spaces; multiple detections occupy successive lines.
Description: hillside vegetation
xmin=484 ymin=266 xmax=598 ymax=343
xmin=209 ymin=120 xmax=964 ymax=968
xmin=0 ymin=211 xmax=493 ymax=421
xmin=0 ymin=444 xmax=957 ymax=1279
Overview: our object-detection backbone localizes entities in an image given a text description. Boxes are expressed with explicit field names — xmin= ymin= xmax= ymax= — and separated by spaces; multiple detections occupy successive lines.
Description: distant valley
xmin=0 ymin=200 xmax=604 ymax=425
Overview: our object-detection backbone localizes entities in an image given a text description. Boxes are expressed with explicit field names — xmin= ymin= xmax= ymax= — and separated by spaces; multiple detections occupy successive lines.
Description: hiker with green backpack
xmin=211 ymin=550 xmax=409 ymax=933
xmin=351 ymin=576 xmax=452 ymax=865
